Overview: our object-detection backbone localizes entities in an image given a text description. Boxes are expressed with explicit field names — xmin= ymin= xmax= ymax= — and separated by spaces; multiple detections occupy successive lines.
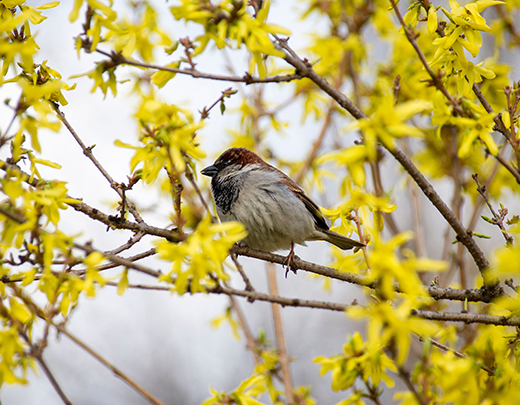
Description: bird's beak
xmin=201 ymin=165 xmax=218 ymax=178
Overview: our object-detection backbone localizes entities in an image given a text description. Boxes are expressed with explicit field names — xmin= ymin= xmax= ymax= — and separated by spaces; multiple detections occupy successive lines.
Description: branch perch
xmin=277 ymin=39 xmax=497 ymax=287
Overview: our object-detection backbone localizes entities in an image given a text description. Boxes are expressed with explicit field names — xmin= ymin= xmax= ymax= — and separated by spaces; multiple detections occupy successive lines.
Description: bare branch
xmin=488 ymin=149 xmax=520 ymax=185
xmin=103 ymin=281 xmax=351 ymax=311
xmin=34 ymin=354 xmax=74 ymax=405
xmin=227 ymin=295 xmax=262 ymax=364
xmin=276 ymin=39 xmax=495 ymax=284
xmin=472 ymin=174 xmax=513 ymax=245
xmin=396 ymin=365 xmax=427 ymax=405
xmin=411 ymin=309 xmax=520 ymax=326
xmin=232 ymin=246 xmax=502 ymax=303
xmin=105 ymin=231 xmax=146 ymax=255
xmin=423 ymin=336 xmax=495 ymax=375
xmin=293 ymin=102 xmax=335 ymax=184
xmin=73 ymin=243 xmax=162 ymax=278
xmin=56 ymin=325 xmax=167 ymax=405
xmin=70 ymin=200 xmax=182 ymax=242
xmin=52 ymin=103 xmax=145 ymax=224
xmin=231 ymin=252 xmax=255 ymax=293
xmin=472 ymin=84 xmax=515 ymax=146
xmin=96 ymin=49 xmax=302 ymax=85
xmin=0 ymin=157 xmax=183 ymax=243
xmin=75 ymin=248 xmax=156 ymax=274
xmin=389 ymin=0 xmax=464 ymax=116
xmin=0 ymin=205 xmax=26 ymax=224
xmin=267 ymin=263 xmax=295 ymax=404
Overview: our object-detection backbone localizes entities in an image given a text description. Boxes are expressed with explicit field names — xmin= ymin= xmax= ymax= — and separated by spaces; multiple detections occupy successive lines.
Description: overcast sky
xmin=0 ymin=1 xmax=515 ymax=404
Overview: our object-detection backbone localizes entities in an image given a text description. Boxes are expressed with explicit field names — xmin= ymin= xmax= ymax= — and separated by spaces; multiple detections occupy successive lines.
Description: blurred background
xmin=0 ymin=0 xmax=515 ymax=404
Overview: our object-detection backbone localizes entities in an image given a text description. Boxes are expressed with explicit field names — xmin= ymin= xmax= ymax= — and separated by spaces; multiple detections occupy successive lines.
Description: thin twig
xmin=472 ymin=84 xmax=514 ymax=144
xmin=1 ymin=97 xmax=21 ymax=139
xmin=293 ymin=102 xmax=335 ymax=184
xmin=353 ymin=208 xmax=371 ymax=270
xmin=102 ymin=281 xmax=352 ymax=311
xmin=56 ymin=325 xmax=167 ymax=405
xmin=472 ymin=84 xmax=520 ymax=184
xmin=496 ymin=4 xmax=520 ymax=46
xmin=228 ymin=295 xmax=262 ymax=364
xmin=423 ymin=336 xmax=495 ymax=375
xmin=411 ymin=309 xmax=520 ymax=326
xmin=34 ymin=354 xmax=74 ymax=405
xmin=0 ymin=159 xmax=182 ymax=242
xmin=96 ymin=49 xmax=302 ymax=85
xmin=73 ymin=243 xmax=162 ymax=278
xmin=184 ymin=163 xmax=212 ymax=214
xmin=396 ymin=365 xmax=427 ymax=405
xmin=69 ymin=200 xmax=182 ymax=242
xmin=267 ymin=262 xmax=294 ymax=404
xmin=389 ymin=0 xmax=464 ymax=116
xmin=105 ymin=231 xmax=146 ymax=256
xmin=472 ymin=173 xmax=513 ymax=245
xmin=363 ymin=379 xmax=383 ymax=405
xmin=51 ymin=103 xmax=145 ymax=224
xmin=0 ymin=205 xmax=26 ymax=223
xmin=488 ymin=149 xmax=520 ymax=185
xmin=231 ymin=253 xmax=255 ymax=293
xmin=443 ymin=146 xmax=504 ymax=285
xmin=505 ymin=279 xmax=518 ymax=294
xmin=75 ymin=248 xmax=156 ymax=274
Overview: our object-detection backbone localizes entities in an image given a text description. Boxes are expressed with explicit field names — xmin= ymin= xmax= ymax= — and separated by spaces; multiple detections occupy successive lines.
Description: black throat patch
xmin=211 ymin=175 xmax=240 ymax=214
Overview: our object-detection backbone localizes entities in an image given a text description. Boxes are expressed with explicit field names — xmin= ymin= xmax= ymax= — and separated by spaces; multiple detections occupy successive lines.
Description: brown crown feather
xmin=214 ymin=147 xmax=267 ymax=168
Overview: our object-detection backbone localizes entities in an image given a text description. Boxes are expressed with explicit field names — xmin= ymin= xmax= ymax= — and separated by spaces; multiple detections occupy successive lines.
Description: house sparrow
xmin=201 ymin=147 xmax=364 ymax=266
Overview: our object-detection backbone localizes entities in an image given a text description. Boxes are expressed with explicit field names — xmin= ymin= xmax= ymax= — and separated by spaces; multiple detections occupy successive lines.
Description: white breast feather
xmin=218 ymin=166 xmax=315 ymax=252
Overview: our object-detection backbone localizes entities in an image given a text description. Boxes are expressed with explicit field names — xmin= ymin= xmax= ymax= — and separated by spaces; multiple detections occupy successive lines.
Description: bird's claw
xmin=283 ymin=242 xmax=298 ymax=277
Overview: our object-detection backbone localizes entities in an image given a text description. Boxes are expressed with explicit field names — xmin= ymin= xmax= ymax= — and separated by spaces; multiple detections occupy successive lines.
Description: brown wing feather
xmin=277 ymin=173 xmax=330 ymax=231
xmin=231 ymin=147 xmax=329 ymax=231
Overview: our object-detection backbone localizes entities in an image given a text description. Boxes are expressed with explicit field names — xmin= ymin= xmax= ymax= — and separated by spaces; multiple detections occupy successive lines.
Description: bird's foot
xmin=283 ymin=242 xmax=298 ymax=277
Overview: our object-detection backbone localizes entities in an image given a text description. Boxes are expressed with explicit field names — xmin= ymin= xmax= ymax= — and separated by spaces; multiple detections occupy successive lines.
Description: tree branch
xmin=70 ymin=199 xmax=182 ymax=243
xmin=396 ymin=365 xmax=427 ymax=405
xmin=472 ymin=173 xmax=513 ymax=245
xmin=52 ymin=103 xmax=145 ymax=224
xmin=411 ymin=309 xmax=520 ymax=326
xmin=0 ymin=159 xmax=182 ymax=243
xmin=73 ymin=243 xmax=162 ymax=278
xmin=232 ymin=246 xmax=501 ymax=303
xmin=0 ymin=193 xmax=504 ymax=306
xmin=389 ymin=0 xmax=464 ymax=116
xmin=277 ymin=40 xmax=496 ymax=286
xmin=227 ymin=295 xmax=262 ymax=364
xmin=96 ymin=49 xmax=302 ymax=85
xmin=231 ymin=252 xmax=255 ymax=293
xmin=34 ymin=353 xmax=74 ymax=405
xmin=93 ymin=248 xmax=156 ymax=272
xmin=105 ymin=231 xmax=146 ymax=255
xmin=103 ymin=281 xmax=351 ymax=311
xmin=489 ymin=148 xmax=520 ymax=185
xmin=423 ymin=336 xmax=495 ymax=375
xmin=267 ymin=263 xmax=294 ymax=404
xmin=56 ymin=324 xmax=167 ymax=405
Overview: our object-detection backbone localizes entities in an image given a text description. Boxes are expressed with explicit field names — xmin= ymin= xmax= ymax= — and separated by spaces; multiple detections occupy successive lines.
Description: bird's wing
xmin=281 ymin=176 xmax=329 ymax=231
xmin=266 ymin=162 xmax=330 ymax=231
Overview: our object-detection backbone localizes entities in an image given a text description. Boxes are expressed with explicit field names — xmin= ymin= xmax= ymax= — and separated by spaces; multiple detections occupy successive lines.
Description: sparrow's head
xmin=201 ymin=148 xmax=266 ymax=178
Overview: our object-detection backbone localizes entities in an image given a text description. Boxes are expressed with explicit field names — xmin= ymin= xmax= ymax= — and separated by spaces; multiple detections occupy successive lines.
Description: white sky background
xmin=0 ymin=0 xmax=515 ymax=404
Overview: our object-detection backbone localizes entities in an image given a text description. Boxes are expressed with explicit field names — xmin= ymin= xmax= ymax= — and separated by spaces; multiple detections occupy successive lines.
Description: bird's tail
xmin=321 ymin=229 xmax=365 ymax=250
